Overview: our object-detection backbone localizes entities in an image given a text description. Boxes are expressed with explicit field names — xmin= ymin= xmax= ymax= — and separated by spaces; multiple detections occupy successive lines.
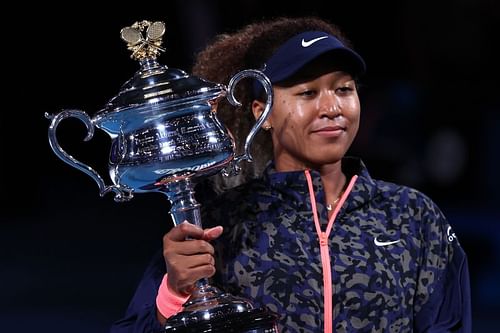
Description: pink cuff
xmin=156 ymin=274 xmax=190 ymax=318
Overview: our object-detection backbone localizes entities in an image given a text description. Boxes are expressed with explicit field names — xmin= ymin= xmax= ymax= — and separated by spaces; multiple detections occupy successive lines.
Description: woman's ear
xmin=251 ymin=99 xmax=265 ymax=121
xmin=252 ymin=100 xmax=272 ymax=131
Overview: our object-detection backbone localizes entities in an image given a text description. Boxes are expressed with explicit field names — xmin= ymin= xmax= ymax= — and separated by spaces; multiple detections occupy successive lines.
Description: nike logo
xmin=301 ymin=36 xmax=328 ymax=47
xmin=374 ymin=237 xmax=401 ymax=247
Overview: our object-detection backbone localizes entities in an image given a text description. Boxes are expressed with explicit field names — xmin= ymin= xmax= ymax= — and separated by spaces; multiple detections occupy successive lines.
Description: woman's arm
xmin=413 ymin=202 xmax=472 ymax=332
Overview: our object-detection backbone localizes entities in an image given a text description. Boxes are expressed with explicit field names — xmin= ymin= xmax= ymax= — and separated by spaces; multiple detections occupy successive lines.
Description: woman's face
xmin=256 ymin=64 xmax=360 ymax=171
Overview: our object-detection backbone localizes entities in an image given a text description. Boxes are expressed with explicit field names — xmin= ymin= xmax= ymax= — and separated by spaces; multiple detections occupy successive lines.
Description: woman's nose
xmin=318 ymin=93 xmax=340 ymax=117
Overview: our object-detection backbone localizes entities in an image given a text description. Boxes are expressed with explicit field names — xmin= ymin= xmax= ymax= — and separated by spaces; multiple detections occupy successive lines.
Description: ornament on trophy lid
xmin=120 ymin=20 xmax=166 ymax=61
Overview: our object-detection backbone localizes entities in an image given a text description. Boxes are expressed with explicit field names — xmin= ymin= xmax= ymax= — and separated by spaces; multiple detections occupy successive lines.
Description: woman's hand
xmin=162 ymin=222 xmax=223 ymax=296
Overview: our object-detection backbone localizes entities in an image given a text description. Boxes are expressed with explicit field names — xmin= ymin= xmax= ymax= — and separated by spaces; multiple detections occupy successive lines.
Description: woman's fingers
xmin=167 ymin=221 xmax=205 ymax=241
xmin=168 ymin=263 xmax=217 ymax=295
xmin=162 ymin=222 xmax=223 ymax=295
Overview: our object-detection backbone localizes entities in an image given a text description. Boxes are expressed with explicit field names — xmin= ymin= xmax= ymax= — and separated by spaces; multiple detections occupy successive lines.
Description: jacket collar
xmin=263 ymin=157 xmax=379 ymax=214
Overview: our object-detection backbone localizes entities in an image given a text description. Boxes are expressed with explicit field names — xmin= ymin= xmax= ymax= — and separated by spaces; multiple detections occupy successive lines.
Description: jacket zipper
xmin=304 ymin=170 xmax=358 ymax=333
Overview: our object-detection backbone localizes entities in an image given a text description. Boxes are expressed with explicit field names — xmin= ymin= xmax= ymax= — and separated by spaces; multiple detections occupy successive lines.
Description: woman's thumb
xmin=203 ymin=226 xmax=223 ymax=240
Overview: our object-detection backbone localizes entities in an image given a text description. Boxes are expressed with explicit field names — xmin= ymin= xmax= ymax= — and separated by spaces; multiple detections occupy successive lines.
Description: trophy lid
xmin=95 ymin=20 xmax=225 ymax=126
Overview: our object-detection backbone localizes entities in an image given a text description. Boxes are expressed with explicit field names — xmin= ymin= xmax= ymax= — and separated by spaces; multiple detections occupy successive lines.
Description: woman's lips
xmin=311 ymin=125 xmax=346 ymax=138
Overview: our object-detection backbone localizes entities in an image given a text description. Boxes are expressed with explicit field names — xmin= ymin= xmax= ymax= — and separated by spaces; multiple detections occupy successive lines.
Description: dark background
xmin=2 ymin=1 xmax=499 ymax=332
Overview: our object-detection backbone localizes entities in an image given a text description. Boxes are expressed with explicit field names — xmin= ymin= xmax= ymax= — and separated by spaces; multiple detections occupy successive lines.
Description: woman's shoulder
xmin=351 ymin=157 xmax=441 ymax=213
xmin=199 ymin=177 xmax=268 ymax=227
xmin=210 ymin=177 xmax=267 ymax=204
xmin=377 ymin=178 xmax=438 ymax=205
xmin=371 ymin=178 xmax=449 ymax=230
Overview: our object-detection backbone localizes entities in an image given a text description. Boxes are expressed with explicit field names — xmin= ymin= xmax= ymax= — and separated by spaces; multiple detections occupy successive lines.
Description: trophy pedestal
xmin=165 ymin=307 xmax=279 ymax=332
xmin=163 ymin=182 xmax=279 ymax=332
xmin=165 ymin=294 xmax=279 ymax=332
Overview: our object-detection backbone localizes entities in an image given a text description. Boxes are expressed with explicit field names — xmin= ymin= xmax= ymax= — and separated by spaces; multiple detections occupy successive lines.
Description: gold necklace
xmin=326 ymin=191 xmax=344 ymax=211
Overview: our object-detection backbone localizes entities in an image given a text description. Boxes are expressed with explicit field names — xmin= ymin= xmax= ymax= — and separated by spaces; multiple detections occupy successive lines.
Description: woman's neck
xmin=318 ymin=162 xmax=347 ymax=213
xmin=273 ymin=158 xmax=347 ymax=203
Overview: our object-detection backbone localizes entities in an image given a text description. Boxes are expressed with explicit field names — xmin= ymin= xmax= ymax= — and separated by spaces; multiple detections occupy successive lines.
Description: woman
xmin=111 ymin=16 xmax=471 ymax=333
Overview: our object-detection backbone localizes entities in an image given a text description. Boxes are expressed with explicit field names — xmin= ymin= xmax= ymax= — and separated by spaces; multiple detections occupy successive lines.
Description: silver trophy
xmin=46 ymin=20 xmax=278 ymax=332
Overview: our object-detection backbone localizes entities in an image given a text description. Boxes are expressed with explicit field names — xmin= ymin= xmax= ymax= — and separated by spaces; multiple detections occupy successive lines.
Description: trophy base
xmin=164 ymin=285 xmax=278 ymax=332
xmin=164 ymin=306 xmax=279 ymax=332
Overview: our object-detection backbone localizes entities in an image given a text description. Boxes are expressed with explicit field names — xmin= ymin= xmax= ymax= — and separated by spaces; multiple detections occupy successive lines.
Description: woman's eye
xmin=299 ymin=90 xmax=316 ymax=97
xmin=336 ymin=86 xmax=354 ymax=95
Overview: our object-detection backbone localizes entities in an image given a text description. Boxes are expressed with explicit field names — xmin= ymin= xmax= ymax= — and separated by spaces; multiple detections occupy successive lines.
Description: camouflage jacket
xmin=110 ymin=157 xmax=471 ymax=333
xmin=205 ymin=157 xmax=471 ymax=332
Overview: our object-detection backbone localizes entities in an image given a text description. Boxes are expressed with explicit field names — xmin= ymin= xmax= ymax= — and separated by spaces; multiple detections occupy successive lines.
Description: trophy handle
xmin=45 ymin=110 xmax=133 ymax=202
xmin=225 ymin=69 xmax=273 ymax=174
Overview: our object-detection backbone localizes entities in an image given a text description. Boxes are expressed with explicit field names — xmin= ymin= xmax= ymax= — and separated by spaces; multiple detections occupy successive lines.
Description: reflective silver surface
xmin=46 ymin=46 xmax=272 ymax=202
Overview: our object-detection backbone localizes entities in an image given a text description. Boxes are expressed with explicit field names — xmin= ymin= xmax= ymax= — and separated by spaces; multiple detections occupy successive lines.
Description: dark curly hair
xmin=192 ymin=16 xmax=354 ymax=192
